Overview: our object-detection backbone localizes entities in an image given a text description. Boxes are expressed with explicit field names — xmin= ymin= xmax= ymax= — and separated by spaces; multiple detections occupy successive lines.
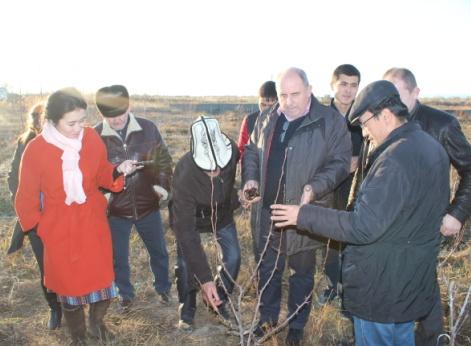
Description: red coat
xmin=15 ymin=127 xmax=124 ymax=296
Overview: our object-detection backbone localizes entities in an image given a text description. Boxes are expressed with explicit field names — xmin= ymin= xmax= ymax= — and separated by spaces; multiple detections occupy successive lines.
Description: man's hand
xmin=117 ymin=160 xmax=143 ymax=175
xmin=270 ymin=204 xmax=301 ymax=228
xmin=153 ymin=185 xmax=169 ymax=201
xmin=440 ymin=214 xmax=462 ymax=236
xmin=300 ymin=185 xmax=314 ymax=205
xmin=240 ymin=180 xmax=261 ymax=208
xmin=201 ymin=282 xmax=222 ymax=312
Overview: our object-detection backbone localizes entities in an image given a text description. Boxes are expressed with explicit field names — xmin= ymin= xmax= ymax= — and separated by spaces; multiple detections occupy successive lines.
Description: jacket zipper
xmin=122 ymin=142 xmax=138 ymax=219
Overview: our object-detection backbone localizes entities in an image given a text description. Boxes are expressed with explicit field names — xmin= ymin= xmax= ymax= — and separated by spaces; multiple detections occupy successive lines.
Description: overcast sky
xmin=1 ymin=0 xmax=470 ymax=97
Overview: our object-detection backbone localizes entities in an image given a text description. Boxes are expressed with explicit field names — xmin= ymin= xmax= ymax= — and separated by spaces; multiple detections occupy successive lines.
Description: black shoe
xmin=217 ymin=304 xmax=230 ymax=320
xmin=178 ymin=301 xmax=195 ymax=331
xmin=158 ymin=292 xmax=171 ymax=304
xmin=177 ymin=318 xmax=194 ymax=331
xmin=339 ymin=338 xmax=355 ymax=346
xmin=286 ymin=328 xmax=304 ymax=346
xmin=318 ymin=288 xmax=337 ymax=305
xmin=179 ymin=291 xmax=196 ymax=326
xmin=214 ymin=304 xmax=238 ymax=328
xmin=47 ymin=309 xmax=62 ymax=330
xmin=252 ymin=321 xmax=276 ymax=338
xmin=340 ymin=309 xmax=353 ymax=321
xmin=120 ymin=298 xmax=133 ymax=312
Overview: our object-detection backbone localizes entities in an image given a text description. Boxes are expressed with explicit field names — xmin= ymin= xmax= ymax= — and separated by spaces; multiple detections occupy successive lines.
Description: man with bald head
xmin=241 ymin=67 xmax=351 ymax=345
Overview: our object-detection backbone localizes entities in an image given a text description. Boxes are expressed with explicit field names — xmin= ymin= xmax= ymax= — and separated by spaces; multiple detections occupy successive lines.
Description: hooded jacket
xmin=171 ymin=141 xmax=239 ymax=284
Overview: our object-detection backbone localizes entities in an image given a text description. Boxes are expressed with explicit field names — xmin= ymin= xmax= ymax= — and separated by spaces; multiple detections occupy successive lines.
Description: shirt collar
xmin=277 ymin=97 xmax=312 ymax=119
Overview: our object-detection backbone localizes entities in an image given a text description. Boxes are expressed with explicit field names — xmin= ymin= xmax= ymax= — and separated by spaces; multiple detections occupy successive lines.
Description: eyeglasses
xmin=359 ymin=113 xmax=376 ymax=128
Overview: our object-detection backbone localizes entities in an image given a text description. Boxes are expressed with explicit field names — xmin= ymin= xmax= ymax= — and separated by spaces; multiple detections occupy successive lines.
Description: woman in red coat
xmin=15 ymin=88 xmax=139 ymax=345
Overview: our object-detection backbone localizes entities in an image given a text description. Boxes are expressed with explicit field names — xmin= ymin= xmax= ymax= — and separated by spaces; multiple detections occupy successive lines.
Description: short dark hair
xmin=332 ymin=64 xmax=361 ymax=84
xmin=258 ymin=81 xmax=277 ymax=99
xmin=383 ymin=67 xmax=417 ymax=92
xmin=45 ymin=87 xmax=87 ymax=125
xmin=369 ymin=94 xmax=409 ymax=122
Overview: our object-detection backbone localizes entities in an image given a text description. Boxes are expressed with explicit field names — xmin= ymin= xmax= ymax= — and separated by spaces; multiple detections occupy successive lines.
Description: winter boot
xmin=46 ymin=289 xmax=62 ymax=329
xmin=88 ymin=300 xmax=115 ymax=341
xmin=47 ymin=307 xmax=62 ymax=330
xmin=62 ymin=304 xmax=86 ymax=345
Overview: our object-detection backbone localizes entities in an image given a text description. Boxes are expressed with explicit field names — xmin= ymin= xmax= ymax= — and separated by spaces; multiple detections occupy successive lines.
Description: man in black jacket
xmin=95 ymin=85 xmax=173 ymax=308
xmin=321 ymin=64 xmax=362 ymax=305
xmin=383 ymin=67 xmax=471 ymax=345
xmin=271 ymin=80 xmax=450 ymax=346
xmin=171 ymin=116 xmax=240 ymax=330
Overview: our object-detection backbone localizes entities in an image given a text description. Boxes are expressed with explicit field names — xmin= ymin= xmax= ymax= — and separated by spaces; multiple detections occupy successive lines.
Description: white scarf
xmin=42 ymin=121 xmax=86 ymax=205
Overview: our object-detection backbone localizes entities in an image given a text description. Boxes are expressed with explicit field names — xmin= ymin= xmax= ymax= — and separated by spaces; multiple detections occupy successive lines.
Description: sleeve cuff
xmin=112 ymin=166 xmax=123 ymax=180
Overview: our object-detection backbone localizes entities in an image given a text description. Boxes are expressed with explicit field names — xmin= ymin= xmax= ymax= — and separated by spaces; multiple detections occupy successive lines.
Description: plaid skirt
xmin=57 ymin=281 xmax=118 ymax=306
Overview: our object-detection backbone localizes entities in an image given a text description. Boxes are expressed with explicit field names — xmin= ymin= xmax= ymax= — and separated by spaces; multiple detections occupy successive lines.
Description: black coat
xmin=7 ymin=132 xmax=36 ymax=254
xmin=411 ymin=102 xmax=471 ymax=223
xmin=351 ymin=103 xmax=471 ymax=223
xmin=297 ymin=122 xmax=450 ymax=323
xmin=243 ymin=96 xmax=351 ymax=255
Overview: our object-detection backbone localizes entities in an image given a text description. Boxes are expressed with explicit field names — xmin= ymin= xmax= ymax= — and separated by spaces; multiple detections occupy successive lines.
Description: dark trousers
xmin=325 ymin=173 xmax=353 ymax=292
xmin=109 ymin=211 xmax=171 ymax=300
xmin=415 ymin=286 xmax=445 ymax=346
xmin=258 ymin=246 xmax=316 ymax=330
xmin=324 ymin=241 xmax=344 ymax=293
xmin=257 ymin=208 xmax=316 ymax=330
xmin=175 ymin=222 xmax=241 ymax=303
xmin=27 ymin=230 xmax=60 ymax=311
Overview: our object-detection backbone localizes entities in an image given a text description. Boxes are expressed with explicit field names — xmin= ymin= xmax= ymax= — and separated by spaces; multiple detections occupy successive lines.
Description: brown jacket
xmin=95 ymin=113 xmax=173 ymax=219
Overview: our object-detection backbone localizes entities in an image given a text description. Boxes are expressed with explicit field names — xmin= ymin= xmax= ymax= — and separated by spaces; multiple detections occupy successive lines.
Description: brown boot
xmin=88 ymin=300 xmax=115 ymax=341
xmin=62 ymin=305 xmax=86 ymax=346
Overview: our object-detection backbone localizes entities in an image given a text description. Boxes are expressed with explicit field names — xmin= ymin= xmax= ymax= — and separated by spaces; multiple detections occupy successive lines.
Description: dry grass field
xmin=0 ymin=95 xmax=470 ymax=346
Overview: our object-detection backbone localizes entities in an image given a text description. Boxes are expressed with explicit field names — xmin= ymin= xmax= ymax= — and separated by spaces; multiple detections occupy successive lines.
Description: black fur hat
xmin=96 ymin=85 xmax=129 ymax=118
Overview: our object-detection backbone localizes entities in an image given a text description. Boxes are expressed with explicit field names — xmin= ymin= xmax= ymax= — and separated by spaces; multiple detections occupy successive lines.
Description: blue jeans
xmin=353 ymin=316 xmax=415 ymax=346
xmin=109 ymin=211 xmax=171 ymax=300
xmin=175 ymin=222 xmax=241 ymax=305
